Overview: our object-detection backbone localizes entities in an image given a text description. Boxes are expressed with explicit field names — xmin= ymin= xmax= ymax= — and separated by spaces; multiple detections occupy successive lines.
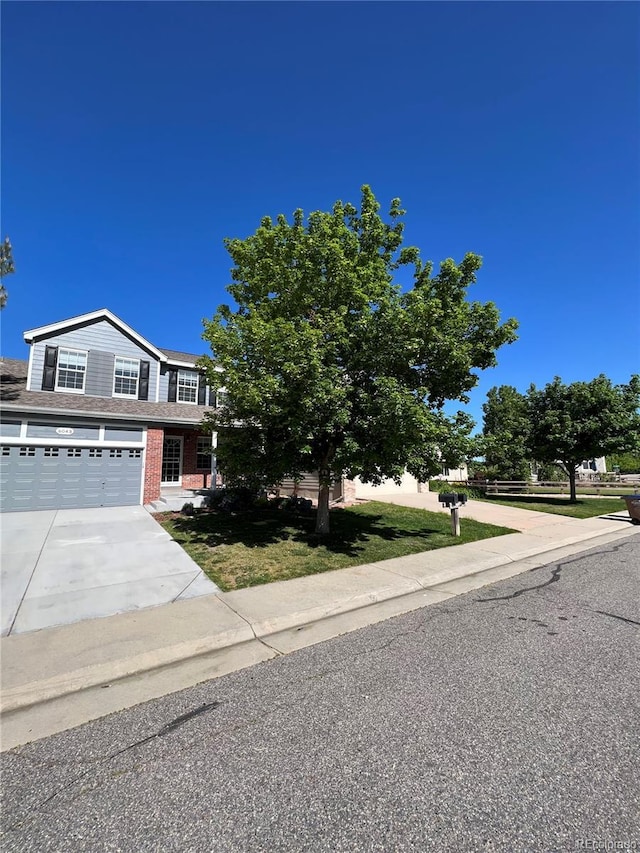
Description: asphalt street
xmin=1 ymin=536 xmax=639 ymax=852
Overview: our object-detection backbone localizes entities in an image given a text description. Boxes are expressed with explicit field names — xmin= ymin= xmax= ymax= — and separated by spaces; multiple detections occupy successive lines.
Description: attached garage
xmin=0 ymin=444 xmax=144 ymax=512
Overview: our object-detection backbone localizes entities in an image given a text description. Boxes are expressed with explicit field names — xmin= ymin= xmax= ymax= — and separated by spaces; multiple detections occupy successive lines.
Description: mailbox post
xmin=438 ymin=492 xmax=468 ymax=537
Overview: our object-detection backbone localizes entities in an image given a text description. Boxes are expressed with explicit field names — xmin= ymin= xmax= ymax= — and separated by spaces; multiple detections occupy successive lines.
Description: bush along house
xmin=0 ymin=309 xmax=224 ymax=512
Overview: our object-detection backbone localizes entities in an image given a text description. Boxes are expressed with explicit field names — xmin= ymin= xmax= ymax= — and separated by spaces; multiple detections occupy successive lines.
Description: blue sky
xmin=2 ymin=1 xmax=639 ymax=429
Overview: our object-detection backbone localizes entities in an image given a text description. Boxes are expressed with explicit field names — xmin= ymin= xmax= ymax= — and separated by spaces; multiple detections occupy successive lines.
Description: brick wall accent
xmin=145 ymin=427 xmax=215 ymax=502
xmin=144 ymin=427 xmax=164 ymax=503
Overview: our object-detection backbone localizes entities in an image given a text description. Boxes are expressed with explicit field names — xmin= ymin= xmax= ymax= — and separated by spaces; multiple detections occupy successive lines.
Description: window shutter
xmin=41 ymin=345 xmax=58 ymax=391
xmin=197 ymin=374 xmax=207 ymax=406
xmin=138 ymin=361 xmax=150 ymax=400
xmin=167 ymin=370 xmax=177 ymax=402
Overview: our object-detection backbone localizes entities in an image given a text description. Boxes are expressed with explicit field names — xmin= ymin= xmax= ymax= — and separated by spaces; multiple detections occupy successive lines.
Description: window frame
xmin=177 ymin=369 xmax=199 ymax=404
xmin=113 ymin=356 xmax=141 ymax=398
xmin=55 ymin=348 xmax=88 ymax=394
xmin=196 ymin=435 xmax=211 ymax=471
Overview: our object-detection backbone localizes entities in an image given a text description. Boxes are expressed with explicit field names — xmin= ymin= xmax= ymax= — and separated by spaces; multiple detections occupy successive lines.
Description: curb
xmin=2 ymin=524 xmax=637 ymax=726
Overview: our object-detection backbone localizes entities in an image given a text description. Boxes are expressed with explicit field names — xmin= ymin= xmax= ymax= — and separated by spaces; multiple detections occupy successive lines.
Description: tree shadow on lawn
xmin=167 ymin=507 xmax=444 ymax=558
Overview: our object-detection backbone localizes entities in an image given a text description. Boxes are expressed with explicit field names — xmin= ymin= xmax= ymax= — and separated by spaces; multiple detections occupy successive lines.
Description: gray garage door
xmin=0 ymin=445 xmax=143 ymax=512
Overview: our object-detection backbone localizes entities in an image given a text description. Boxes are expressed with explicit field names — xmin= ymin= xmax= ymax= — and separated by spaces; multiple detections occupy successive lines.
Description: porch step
xmin=146 ymin=489 xmax=215 ymax=514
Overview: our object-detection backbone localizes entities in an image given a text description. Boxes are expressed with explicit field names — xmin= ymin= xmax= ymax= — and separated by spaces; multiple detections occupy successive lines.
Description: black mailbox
xmin=457 ymin=493 xmax=468 ymax=505
xmin=439 ymin=492 xmax=457 ymax=506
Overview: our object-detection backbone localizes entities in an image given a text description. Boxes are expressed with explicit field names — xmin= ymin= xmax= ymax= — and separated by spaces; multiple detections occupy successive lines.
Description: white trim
xmin=161 ymin=435 xmax=183 ymax=485
xmin=23 ymin=308 xmax=167 ymax=361
xmin=165 ymin=358 xmax=198 ymax=368
xmin=176 ymin=369 xmax=199 ymax=405
xmin=140 ymin=426 xmax=148 ymax=505
xmin=211 ymin=430 xmax=218 ymax=483
xmin=26 ymin=348 xmax=34 ymax=390
xmin=54 ymin=347 xmax=88 ymax=394
xmin=0 ymin=437 xmax=144 ymax=448
xmin=155 ymin=365 xmax=160 ymax=403
xmin=1 ymin=418 xmax=145 ymax=447
xmin=112 ymin=355 xmax=141 ymax=399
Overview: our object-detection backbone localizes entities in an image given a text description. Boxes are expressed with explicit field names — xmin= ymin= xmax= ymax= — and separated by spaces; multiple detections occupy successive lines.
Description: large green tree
xmin=527 ymin=375 xmax=640 ymax=502
xmin=0 ymin=237 xmax=15 ymax=309
xmin=201 ymin=186 xmax=518 ymax=534
xmin=481 ymin=385 xmax=531 ymax=480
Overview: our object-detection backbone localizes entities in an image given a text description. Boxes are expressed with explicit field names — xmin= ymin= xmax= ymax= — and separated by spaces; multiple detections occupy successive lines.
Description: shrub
xmin=428 ymin=480 xmax=485 ymax=500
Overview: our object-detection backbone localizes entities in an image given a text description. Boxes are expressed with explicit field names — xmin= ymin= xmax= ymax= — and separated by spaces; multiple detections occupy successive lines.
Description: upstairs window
xmin=56 ymin=349 xmax=87 ymax=392
xmin=177 ymin=370 xmax=198 ymax=403
xmin=113 ymin=357 xmax=140 ymax=397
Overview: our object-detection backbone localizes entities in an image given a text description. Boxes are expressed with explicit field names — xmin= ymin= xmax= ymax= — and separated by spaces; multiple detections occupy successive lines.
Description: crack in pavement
xmin=475 ymin=540 xmax=632 ymax=603
xmin=592 ymin=610 xmax=640 ymax=627
xmin=475 ymin=562 xmax=566 ymax=602
xmin=5 ymin=701 xmax=221 ymax=831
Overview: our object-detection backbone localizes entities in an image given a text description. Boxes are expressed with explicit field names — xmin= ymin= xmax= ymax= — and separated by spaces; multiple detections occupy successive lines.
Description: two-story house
xmin=0 ymin=309 xmax=222 ymax=512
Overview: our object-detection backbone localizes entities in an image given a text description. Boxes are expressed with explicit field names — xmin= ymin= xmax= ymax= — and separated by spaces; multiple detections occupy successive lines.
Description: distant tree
xmin=201 ymin=186 xmax=518 ymax=535
xmin=527 ymin=375 xmax=640 ymax=502
xmin=481 ymin=385 xmax=531 ymax=480
xmin=0 ymin=237 xmax=15 ymax=309
xmin=606 ymin=450 xmax=640 ymax=475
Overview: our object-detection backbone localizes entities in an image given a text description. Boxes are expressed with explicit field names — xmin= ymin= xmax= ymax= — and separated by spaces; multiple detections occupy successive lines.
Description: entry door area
xmin=161 ymin=436 xmax=183 ymax=485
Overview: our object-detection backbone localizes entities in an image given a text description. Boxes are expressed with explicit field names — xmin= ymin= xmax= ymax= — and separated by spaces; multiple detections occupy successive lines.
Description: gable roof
xmin=23 ymin=309 xmax=167 ymax=362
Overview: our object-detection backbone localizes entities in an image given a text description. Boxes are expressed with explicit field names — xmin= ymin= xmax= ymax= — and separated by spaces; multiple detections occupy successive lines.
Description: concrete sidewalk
xmin=2 ymin=502 xmax=638 ymax=751
xmin=368 ymin=488 xmax=624 ymax=530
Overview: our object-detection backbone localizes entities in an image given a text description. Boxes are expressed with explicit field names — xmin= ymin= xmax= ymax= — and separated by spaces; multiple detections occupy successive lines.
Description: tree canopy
xmin=482 ymin=375 xmax=640 ymax=500
xmin=527 ymin=375 xmax=640 ymax=501
xmin=481 ymin=385 xmax=531 ymax=480
xmin=0 ymin=237 xmax=15 ymax=309
xmin=201 ymin=186 xmax=518 ymax=534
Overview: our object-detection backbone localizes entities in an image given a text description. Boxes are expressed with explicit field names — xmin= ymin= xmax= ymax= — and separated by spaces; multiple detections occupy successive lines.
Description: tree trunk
xmin=316 ymin=481 xmax=331 ymax=536
xmin=568 ymin=464 xmax=577 ymax=503
xmin=315 ymin=464 xmax=332 ymax=536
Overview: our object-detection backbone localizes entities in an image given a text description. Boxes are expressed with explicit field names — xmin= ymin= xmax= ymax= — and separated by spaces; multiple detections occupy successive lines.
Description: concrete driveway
xmin=1 ymin=506 xmax=218 ymax=637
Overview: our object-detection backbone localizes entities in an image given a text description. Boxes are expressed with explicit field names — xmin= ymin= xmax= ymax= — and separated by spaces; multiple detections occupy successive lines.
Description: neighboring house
xmin=0 ymin=309 xmax=223 ymax=512
xmin=531 ymin=458 xmax=607 ymax=481
xmin=351 ymin=464 xmax=469 ymax=498
xmin=576 ymin=457 xmax=607 ymax=479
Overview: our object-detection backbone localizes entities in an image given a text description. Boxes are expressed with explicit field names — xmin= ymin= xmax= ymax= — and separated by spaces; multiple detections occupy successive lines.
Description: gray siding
xmin=26 ymin=421 xmax=100 ymax=440
xmin=0 ymin=420 xmax=22 ymax=437
xmin=28 ymin=318 xmax=159 ymax=399
xmin=158 ymin=365 xmax=170 ymax=402
xmin=104 ymin=425 xmax=144 ymax=442
xmin=86 ymin=349 xmax=115 ymax=397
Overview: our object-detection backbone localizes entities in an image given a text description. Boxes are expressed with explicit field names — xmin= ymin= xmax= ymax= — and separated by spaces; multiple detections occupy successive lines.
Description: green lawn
xmin=157 ymin=500 xmax=514 ymax=591
xmin=479 ymin=494 xmax=628 ymax=519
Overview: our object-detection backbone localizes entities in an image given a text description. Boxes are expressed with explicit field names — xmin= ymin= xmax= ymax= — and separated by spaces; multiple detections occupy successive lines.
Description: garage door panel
xmin=0 ymin=446 xmax=143 ymax=512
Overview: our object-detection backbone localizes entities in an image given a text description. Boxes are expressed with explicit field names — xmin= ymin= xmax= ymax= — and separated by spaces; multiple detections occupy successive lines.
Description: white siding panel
xmin=354 ymin=472 xmax=420 ymax=497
